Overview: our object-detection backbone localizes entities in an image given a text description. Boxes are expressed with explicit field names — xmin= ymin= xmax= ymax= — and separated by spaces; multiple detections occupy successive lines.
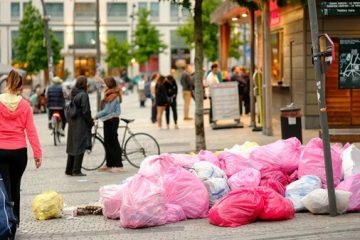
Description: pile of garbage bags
xmin=99 ymin=137 xmax=360 ymax=228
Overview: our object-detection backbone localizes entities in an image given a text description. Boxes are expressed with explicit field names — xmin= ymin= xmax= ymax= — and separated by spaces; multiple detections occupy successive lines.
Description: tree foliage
xmin=13 ymin=1 xmax=61 ymax=75
xmin=133 ymin=9 xmax=167 ymax=65
xmin=105 ymin=36 xmax=131 ymax=70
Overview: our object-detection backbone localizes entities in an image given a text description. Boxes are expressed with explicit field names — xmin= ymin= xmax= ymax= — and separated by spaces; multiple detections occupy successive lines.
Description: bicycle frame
xmin=93 ymin=121 xmax=131 ymax=150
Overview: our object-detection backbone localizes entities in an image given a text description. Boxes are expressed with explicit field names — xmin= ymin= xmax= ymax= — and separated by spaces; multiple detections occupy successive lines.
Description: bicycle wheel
xmin=52 ymin=120 xmax=59 ymax=146
xmin=82 ymin=135 xmax=106 ymax=171
xmin=124 ymin=133 xmax=160 ymax=168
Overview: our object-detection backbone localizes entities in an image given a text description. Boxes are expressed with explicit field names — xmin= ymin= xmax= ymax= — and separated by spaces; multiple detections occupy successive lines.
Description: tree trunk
xmin=194 ymin=0 xmax=206 ymax=151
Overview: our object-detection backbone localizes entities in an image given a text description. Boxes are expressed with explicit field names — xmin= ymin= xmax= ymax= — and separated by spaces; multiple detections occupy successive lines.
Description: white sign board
xmin=210 ymin=82 xmax=240 ymax=121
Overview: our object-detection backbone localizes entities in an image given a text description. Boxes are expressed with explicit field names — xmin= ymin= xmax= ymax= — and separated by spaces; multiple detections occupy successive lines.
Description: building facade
xmin=0 ymin=0 xmax=190 ymax=80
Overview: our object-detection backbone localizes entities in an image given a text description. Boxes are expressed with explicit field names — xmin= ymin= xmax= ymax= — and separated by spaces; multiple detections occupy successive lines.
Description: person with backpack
xmin=95 ymin=77 xmax=123 ymax=173
xmin=0 ymin=70 xmax=42 ymax=233
xmin=65 ymin=76 xmax=93 ymax=176
xmin=164 ymin=75 xmax=178 ymax=129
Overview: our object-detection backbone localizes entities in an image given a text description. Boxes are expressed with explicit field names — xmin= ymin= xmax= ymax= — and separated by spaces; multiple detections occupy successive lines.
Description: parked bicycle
xmin=51 ymin=111 xmax=62 ymax=146
xmin=82 ymin=118 xmax=160 ymax=170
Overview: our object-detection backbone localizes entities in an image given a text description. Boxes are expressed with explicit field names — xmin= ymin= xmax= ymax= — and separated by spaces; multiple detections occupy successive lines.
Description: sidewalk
xmin=16 ymin=91 xmax=359 ymax=240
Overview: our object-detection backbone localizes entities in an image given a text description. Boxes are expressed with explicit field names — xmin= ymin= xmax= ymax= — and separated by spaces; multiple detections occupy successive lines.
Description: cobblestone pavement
xmin=16 ymin=90 xmax=360 ymax=240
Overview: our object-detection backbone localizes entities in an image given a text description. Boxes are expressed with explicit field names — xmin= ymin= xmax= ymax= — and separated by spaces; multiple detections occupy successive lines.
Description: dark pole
xmin=73 ymin=0 xmax=76 ymax=77
xmin=95 ymin=0 xmax=101 ymax=111
xmin=40 ymin=0 xmax=53 ymax=84
xmin=249 ymin=8 xmax=256 ymax=128
xmin=307 ymin=0 xmax=337 ymax=216
xmin=130 ymin=3 xmax=136 ymax=78
xmin=290 ymin=40 xmax=294 ymax=103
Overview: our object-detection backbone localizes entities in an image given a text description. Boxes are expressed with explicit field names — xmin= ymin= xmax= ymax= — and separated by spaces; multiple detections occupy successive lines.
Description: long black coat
xmin=66 ymin=88 xmax=93 ymax=156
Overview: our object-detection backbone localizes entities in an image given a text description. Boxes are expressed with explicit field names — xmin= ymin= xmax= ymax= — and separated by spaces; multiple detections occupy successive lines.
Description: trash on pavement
xmin=341 ymin=144 xmax=360 ymax=179
xmin=227 ymin=168 xmax=261 ymax=190
xmin=32 ymin=191 xmax=64 ymax=220
xmin=336 ymin=174 xmax=360 ymax=212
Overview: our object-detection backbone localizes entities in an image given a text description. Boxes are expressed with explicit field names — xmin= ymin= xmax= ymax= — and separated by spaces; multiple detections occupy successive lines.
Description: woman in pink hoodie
xmin=0 ymin=70 xmax=42 ymax=225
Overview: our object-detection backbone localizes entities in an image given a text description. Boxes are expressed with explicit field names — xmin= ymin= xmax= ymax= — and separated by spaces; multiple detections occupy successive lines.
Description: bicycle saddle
xmin=121 ymin=118 xmax=135 ymax=123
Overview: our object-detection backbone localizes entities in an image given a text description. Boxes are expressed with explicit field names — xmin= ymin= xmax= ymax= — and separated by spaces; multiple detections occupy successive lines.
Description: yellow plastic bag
xmin=32 ymin=191 xmax=64 ymax=220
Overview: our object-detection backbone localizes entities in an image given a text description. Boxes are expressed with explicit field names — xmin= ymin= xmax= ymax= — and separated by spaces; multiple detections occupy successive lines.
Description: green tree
xmin=133 ymin=9 xmax=167 ymax=75
xmin=13 ymin=1 xmax=61 ymax=75
xmin=105 ymin=36 xmax=131 ymax=72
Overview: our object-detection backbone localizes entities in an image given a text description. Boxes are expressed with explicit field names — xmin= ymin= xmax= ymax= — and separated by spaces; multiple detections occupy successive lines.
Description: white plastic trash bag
xmin=301 ymin=189 xmax=351 ymax=214
xmin=203 ymin=177 xmax=230 ymax=206
xmin=285 ymin=175 xmax=322 ymax=211
xmin=342 ymin=144 xmax=360 ymax=179
xmin=224 ymin=141 xmax=259 ymax=159
xmin=190 ymin=161 xmax=226 ymax=181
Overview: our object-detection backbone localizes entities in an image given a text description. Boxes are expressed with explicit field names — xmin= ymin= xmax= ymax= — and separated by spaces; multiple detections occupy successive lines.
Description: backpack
xmin=144 ymin=81 xmax=151 ymax=98
xmin=0 ymin=174 xmax=17 ymax=240
xmin=64 ymin=99 xmax=78 ymax=119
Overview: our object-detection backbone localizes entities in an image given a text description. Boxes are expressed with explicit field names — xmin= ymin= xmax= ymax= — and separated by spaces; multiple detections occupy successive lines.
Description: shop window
xmin=107 ymin=2 xmax=127 ymax=21
xmin=271 ymin=31 xmax=284 ymax=85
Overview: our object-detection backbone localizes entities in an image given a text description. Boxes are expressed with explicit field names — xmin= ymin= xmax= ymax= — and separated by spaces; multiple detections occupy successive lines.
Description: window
xmin=170 ymin=3 xmax=179 ymax=21
xmin=11 ymin=31 xmax=18 ymax=60
xmin=138 ymin=2 xmax=147 ymax=11
xmin=53 ymin=31 xmax=64 ymax=48
xmin=45 ymin=3 xmax=64 ymax=20
xmin=170 ymin=30 xmax=187 ymax=49
xmin=150 ymin=2 xmax=159 ymax=20
xmin=74 ymin=3 xmax=95 ymax=20
xmin=108 ymin=31 xmax=128 ymax=43
xmin=23 ymin=2 xmax=29 ymax=15
xmin=107 ymin=3 xmax=127 ymax=21
xmin=182 ymin=7 xmax=191 ymax=19
xmin=74 ymin=31 xmax=96 ymax=47
xmin=11 ymin=2 xmax=20 ymax=19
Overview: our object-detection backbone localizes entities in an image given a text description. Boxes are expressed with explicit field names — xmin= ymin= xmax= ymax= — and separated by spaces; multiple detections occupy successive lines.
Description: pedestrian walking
xmin=137 ymin=75 xmax=146 ymax=107
xmin=150 ymin=72 xmax=159 ymax=123
xmin=164 ymin=75 xmax=178 ymax=129
xmin=155 ymin=75 xmax=168 ymax=129
xmin=205 ymin=63 xmax=220 ymax=123
xmin=65 ymin=76 xmax=93 ymax=177
xmin=95 ymin=77 xmax=123 ymax=173
xmin=0 ymin=70 xmax=42 ymax=228
xmin=180 ymin=64 xmax=193 ymax=120
xmin=231 ymin=66 xmax=247 ymax=115
xmin=45 ymin=76 xmax=67 ymax=135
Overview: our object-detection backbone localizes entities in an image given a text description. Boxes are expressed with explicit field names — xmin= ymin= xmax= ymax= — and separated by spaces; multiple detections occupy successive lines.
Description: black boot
xmin=65 ymin=155 xmax=74 ymax=175
xmin=72 ymin=154 xmax=86 ymax=176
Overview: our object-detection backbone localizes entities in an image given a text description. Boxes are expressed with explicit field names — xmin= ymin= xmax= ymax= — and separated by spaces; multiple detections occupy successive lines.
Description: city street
xmin=16 ymin=90 xmax=360 ymax=240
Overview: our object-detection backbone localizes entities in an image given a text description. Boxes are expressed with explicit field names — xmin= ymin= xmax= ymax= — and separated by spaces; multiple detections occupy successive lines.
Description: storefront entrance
xmin=74 ymin=57 xmax=96 ymax=77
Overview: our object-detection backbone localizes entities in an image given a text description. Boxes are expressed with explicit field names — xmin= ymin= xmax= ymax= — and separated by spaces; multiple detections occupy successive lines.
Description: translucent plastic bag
xmin=203 ymin=177 xmax=230 ymax=206
xmin=198 ymin=150 xmax=221 ymax=168
xmin=285 ymin=175 xmax=322 ymax=211
xmin=190 ymin=161 xmax=226 ymax=181
xmin=165 ymin=204 xmax=186 ymax=224
xmin=99 ymin=184 xmax=126 ymax=219
xmin=227 ymin=168 xmax=261 ymax=190
xmin=164 ymin=166 xmax=209 ymax=219
xmin=301 ymin=189 xmax=351 ymax=214
xmin=32 ymin=191 xmax=64 ymax=220
xmin=208 ymin=188 xmax=264 ymax=227
xmin=169 ymin=153 xmax=200 ymax=168
xmin=298 ymin=138 xmax=342 ymax=187
xmin=342 ymin=144 xmax=360 ymax=179
xmin=218 ymin=151 xmax=250 ymax=177
xmin=336 ymin=174 xmax=360 ymax=212
xmin=120 ymin=174 xmax=166 ymax=228
xmin=224 ymin=141 xmax=259 ymax=159
xmin=257 ymin=187 xmax=295 ymax=221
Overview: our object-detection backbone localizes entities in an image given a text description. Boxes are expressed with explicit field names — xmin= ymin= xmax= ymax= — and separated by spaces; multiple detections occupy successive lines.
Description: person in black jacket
xmin=164 ymin=75 xmax=178 ymax=129
xmin=155 ymin=75 xmax=168 ymax=129
xmin=46 ymin=76 xmax=67 ymax=134
xmin=65 ymin=76 xmax=94 ymax=176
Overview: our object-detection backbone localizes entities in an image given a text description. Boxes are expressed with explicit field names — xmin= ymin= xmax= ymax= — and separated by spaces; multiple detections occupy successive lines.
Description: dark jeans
xmin=0 ymin=148 xmax=27 ymax=223
xmin=66 ymin=153 xmax=85 ymax=175
xmin=165 ymin=98 xmax=178 ymax=125
xmin=243 ymin=93 xmax=250 ymax=114
xmin=103 ymin=118 xmax=123 ymax=167
xmin=151 ymin=98 xmax=157 ymax=123
xmin=48 ymin=108 xmax=66 ymax=130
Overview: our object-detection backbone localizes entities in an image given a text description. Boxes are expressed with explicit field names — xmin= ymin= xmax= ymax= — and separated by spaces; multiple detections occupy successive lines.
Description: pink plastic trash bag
xmin=99 ymin=184 xmax=125 ymax=219
xmin=165 ymin=204 xmax=186 ymax=224
xmin=298 ymin=138 xmax=342 ymax=187
xmin=336 ymin=174 xmax=360 ymax=212
xmin=120 ymin=174 xmax=166 ymax=228
xmin=198 ymin=150 xmax=221 ymax=168
xmin=260 ymin=179 xmax=286 ymax=196
xmin=208 ymin=188 xmax=264 ymax=227
xmin=227 ymin=168 xmax=261 ymax=190
xmin=218 ymin=151 xmax=250 ymax=177
xmin=164 ymin=166 xmax=209 ymax=219
xmin=169 ymin=153 xmax=200 ymax=168
xmin=249 ymin=137 xmax=302 ymax=174
xmin=256 ymin=187 xmax=295 ymax=221
xmin=139 ymin=154 xmax=176 ymax=177
xmin=260 ymin=166 xmax=290 ymax=187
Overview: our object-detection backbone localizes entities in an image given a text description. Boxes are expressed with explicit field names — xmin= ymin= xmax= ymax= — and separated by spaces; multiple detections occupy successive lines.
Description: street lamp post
xmin=95 ymin=0 xmax=101 ymax=111
xmin=130 ymin=3 xmax=136 ymax=79
xmin=40 ymin=0 xmax=53 ymax=84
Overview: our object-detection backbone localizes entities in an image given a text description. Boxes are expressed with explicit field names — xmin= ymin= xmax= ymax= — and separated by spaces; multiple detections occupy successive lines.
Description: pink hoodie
xmin=0 ymin=98 xmax=42 ymax=159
